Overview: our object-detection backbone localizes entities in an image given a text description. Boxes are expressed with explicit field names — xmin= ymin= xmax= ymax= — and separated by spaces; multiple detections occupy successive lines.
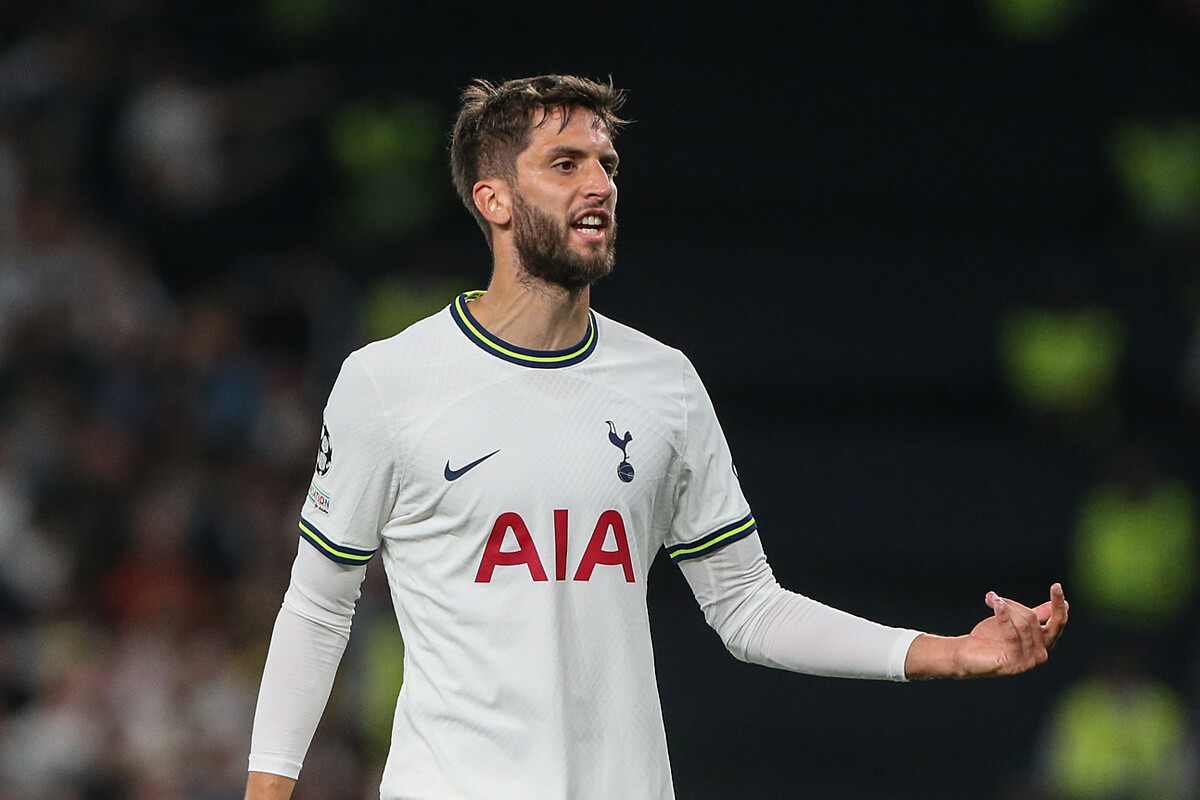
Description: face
xmin=509 ymin=107 xmax=619 ymax=290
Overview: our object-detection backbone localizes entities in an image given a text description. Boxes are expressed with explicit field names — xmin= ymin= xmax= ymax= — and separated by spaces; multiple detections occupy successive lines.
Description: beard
xmin=511 ymin=192 xmax=617 ymax=291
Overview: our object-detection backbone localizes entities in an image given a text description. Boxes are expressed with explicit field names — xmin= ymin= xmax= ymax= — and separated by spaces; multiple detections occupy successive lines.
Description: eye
xmin=552 ymin=159 xmax=576 ymax=173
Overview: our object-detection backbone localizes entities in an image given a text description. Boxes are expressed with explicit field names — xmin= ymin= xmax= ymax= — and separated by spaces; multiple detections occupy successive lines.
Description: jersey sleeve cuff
xmin=298 ymin=516 xmax=378 ymax=565
xmin=889 ymin=629 xmax=925 ymax=682
xmin=247 ymin=753 xmax=302 ymax=780
xmin=665 ymin=514 xmax=757 ymax=563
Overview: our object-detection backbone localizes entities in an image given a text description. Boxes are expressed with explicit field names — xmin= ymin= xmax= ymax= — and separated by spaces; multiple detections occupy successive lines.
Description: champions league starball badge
xmin=316 ymin=424 xmax=333 ymax=476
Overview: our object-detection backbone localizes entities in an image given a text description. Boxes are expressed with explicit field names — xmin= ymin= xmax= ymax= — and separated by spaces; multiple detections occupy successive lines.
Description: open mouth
xmin=572 ymin=211 xmax=610 ymax=239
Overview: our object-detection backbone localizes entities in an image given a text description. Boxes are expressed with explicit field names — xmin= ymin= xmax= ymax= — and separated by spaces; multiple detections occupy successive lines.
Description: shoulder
xmin=589 ymin=310 xmax=709 ymax=423
xmin=347 ymin=304 xmax=459 ymax=376
xmin=592 ymin=309 xmax=691 ymax=372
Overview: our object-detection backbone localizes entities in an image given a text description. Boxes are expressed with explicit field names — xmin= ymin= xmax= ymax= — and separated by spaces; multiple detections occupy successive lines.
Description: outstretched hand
xmin=905 ymin=583 xmax=1069 ymax=680
xmin=956 ymin=583 xmax=1069 ymax=677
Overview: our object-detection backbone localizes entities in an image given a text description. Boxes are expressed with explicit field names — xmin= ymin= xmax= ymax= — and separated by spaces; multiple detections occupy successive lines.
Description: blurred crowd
xmin=0 ymin=3 xmax=461 ymax=798
xmin=1 ymin=1 xmax=1200 ymax=799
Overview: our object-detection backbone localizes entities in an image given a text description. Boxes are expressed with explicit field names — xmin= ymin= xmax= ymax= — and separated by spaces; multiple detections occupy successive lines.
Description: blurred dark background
xmin=2 ymin=0 xmax=1199 ymax=798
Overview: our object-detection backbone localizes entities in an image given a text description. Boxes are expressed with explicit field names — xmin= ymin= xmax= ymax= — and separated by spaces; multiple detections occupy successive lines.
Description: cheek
xmin=524 ymin=187 xmax=570 ymax=216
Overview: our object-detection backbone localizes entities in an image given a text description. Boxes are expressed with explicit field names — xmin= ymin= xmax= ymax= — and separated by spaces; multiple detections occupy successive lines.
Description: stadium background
xmin=1 ymin=0 xmax=1199 ymax=797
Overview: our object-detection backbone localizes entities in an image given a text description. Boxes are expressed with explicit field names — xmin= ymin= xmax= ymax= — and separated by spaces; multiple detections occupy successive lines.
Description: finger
xmin=999 ymin=595 xmax=1036 ymax=617
xmin=994 ymin=593 xmax=1043 ymax=666
xmin=985 ymin=590 xmax=1003 ymax=611
xmin=1003 ymin=590 xmax=1063 ymax=662
xmin=1051 ymin=583 xmax=1068 ymax=620
xmin=1029 ymin=585 xmax=1068 ymax=628
xmin=1008 ymin=598 xmax=1041 ymax=661
xmin=988 ymin=593 xmax=1021 ymax=648
xmin=1042 ymin=583 xmax=1069 ymax=646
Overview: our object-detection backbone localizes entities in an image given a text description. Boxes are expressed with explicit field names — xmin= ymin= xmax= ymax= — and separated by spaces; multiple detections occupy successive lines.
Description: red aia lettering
xmin=574 ymin=509 xmax=634 ymax=582
xmin=555 ymin=509 xmax=569 ymax=582
xmin=475 ymin=510 xmax=634 ymax=583
xmin=474 ymin=512 xmax=548 ymax=583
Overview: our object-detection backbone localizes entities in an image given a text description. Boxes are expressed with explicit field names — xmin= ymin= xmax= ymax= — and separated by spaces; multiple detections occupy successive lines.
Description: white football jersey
xmin=300 ymin=292 xmax=756 ymax=800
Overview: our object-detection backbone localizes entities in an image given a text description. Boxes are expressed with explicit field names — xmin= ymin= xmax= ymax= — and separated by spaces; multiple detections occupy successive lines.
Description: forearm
xmin=739 ymin=586 xmax=922 ymax=680
xmin=245 ymin=771 xmax=297 ymax=800
xmin=678 ymin=533 xmax=922 ymax=681
xmin=247 ymin=544 xmax=366 ymax=780
xmin=248 ymin=601 xmax=350 ymax=777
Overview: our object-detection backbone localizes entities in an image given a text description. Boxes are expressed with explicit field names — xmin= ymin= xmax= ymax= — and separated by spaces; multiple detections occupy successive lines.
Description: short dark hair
xmin=449 ymin=75 xmax=628 ymax=244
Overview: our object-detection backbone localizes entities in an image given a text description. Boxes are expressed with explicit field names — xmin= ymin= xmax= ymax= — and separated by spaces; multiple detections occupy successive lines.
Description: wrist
xmin=245 ymin=771 xmax=296 ymax=800
xmin=904 ymin=633 xmax=967 ymax=680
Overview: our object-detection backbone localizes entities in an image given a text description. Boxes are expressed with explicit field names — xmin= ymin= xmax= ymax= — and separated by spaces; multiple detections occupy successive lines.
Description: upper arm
xmin=297 ymin=354 xmax=398 ymax=567
xmin=662 ymin=356 xmax=757 ymax=564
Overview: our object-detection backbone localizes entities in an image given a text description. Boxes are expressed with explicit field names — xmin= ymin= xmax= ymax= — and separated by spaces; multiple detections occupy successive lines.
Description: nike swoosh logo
xmin=444 ymin=449 xmax=500 ymax=481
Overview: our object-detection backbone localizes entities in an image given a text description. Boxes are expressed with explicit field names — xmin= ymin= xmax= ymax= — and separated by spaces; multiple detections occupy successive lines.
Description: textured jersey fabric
xmin=249 ymin=293 xmax=918 ymax=799
xmin=300 ymin=294 xmax=753 ymax=799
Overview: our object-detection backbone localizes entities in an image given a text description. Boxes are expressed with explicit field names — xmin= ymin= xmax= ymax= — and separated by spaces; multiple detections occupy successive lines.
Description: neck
xmin=469 ymin=246 xmax=593 ymax=350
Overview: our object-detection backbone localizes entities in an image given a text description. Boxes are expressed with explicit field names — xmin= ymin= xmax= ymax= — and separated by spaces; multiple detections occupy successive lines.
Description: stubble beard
xmin=511 ymin=192 xmax=617 ymax=292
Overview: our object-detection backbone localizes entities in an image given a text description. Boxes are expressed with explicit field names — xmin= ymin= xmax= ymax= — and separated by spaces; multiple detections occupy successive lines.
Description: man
xmin=245 ymin=75 xmax=1068 ymax=800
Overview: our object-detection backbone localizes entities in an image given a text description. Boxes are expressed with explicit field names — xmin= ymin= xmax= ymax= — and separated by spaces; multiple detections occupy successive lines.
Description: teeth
xmin=577 ymin=215 xmax=603 ymax=228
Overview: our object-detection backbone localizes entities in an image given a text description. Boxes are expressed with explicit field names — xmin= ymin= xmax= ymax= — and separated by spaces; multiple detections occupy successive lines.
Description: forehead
xmin=520 ymin=106 xmax=615 ymax=157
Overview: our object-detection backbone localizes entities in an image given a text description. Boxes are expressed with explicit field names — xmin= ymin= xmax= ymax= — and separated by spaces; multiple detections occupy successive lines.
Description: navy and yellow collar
xmin=451 ymin=291 xmax=598 ymax=368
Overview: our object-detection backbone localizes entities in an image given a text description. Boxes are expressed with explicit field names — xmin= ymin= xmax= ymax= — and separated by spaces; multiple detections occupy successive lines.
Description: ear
xmin=473 ymin=179 xmax=512 ymax=227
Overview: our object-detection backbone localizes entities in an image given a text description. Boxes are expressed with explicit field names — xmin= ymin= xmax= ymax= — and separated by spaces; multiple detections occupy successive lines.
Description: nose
xmin=582 ymin=160 xmax=615 ymax=200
